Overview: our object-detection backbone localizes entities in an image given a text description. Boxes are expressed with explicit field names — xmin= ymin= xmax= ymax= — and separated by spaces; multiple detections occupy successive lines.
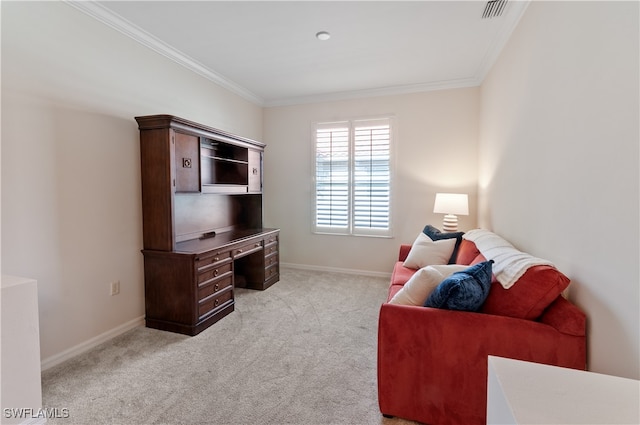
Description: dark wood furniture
xmin=136 ymin=115 xmax=280 ymax=336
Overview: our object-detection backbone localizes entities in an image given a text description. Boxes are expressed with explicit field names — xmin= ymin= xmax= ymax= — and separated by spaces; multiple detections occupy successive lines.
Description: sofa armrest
xmin=398 ymin=244 xmax=412 ymax=262
xmin=538 ymin=296 xmax=586 ymax=337
xmin=377 ymin=303 xmax=586 ymax=424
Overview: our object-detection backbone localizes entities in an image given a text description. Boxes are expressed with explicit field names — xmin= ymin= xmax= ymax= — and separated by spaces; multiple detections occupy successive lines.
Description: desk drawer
xmin=265 ymin=252 xmax=279 ymax=267
xmin=197 ymin=262 xmax=232 ymax=285
xmin=198 ymin=288 xmax=233 ymax=319
xmin=265 ymin=263 xmax=279 ymax=280
xmin=198 ymin=275 xmax=233 ymax=300
xmin=264 ymin=242 xmax=278 ymax=256
xmin=196 ymin=250 xmax=232 ymax=271
xmin=233 ymin=241 xmax=263 ymax=258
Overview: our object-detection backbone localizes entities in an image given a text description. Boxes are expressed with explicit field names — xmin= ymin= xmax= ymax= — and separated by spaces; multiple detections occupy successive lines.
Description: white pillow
xmin=389 ymin=264 xmax=469 ymax=306
xmin=403 ymin=233 xmax=457 ymax=269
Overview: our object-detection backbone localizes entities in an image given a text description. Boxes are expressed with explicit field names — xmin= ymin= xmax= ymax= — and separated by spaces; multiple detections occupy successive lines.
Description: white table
xmin=1 ymin=275 xmax=44 ymax=425
xmin=487 ymin=355 xmax=640 ymax=424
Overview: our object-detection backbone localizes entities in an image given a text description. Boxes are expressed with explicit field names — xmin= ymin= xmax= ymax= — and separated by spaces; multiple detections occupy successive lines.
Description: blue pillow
xmin=424 ymin=260 xmax=494 ymax=311
xmin=422 ymin=225 xmax=464 ymax=264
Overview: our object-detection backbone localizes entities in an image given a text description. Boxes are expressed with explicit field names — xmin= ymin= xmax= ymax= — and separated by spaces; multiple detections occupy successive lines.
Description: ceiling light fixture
xmin=316 ymin=31 xmax=331 ymax=41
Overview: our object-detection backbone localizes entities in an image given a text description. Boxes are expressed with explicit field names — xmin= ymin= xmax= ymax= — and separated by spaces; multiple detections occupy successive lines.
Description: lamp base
xmin=442 ymin=214 xmax=459 ymax=233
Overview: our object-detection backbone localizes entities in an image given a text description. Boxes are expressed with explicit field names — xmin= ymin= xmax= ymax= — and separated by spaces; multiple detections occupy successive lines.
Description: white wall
xmin=263 ymin=89 xmax=479 ymax=274
xmin=479 ymin=1 xmax=639 ymax=379
xmin=1 ymin=2 xmax=262 ymax=365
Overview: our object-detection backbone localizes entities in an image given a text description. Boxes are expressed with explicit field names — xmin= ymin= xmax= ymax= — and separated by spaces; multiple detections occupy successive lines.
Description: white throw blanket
xmin=463 ymin=229 xmax=555 ymax=289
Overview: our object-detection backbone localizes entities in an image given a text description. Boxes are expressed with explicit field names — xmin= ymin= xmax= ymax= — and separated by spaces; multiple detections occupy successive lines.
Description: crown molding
xmin=64 ymin=0 xmax=265 ymax=106
xmin=263 ymin=77 xmax=482 ymax=108
xmin=65 ymin=0 xmax=530 ymax=109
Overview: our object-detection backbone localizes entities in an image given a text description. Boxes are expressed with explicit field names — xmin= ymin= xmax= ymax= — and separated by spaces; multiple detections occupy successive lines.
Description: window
xmin=313 ymin=117 xmax=393 ymax=237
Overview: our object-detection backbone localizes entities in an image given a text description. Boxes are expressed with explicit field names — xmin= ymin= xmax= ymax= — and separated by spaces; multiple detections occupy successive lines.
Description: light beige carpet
xmin=41 ymin=267 xmax=419 ymax=425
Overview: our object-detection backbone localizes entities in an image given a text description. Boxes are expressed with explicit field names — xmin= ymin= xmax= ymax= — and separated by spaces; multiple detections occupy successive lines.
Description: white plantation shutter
xmin=353 ymin=120 xmax=391 ymax=234
xmin=314 ymin=118 xmax=393 ymax=237
xmin=315 ymin=124 xmax=350 ymax=230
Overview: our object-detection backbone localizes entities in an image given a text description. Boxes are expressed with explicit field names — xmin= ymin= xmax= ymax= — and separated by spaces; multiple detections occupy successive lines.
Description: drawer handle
xmin=255 ymin=243 xmax=261 ymax=248
xmin=214 ymin=299 xmax=220 ymax=307
xmin=214 ymin=256 xmax=219 ymax=262
xmin=214 ymin=269 xmax=219 ymax=277
xmin=214 ymin=283 xmax=219 ymax=291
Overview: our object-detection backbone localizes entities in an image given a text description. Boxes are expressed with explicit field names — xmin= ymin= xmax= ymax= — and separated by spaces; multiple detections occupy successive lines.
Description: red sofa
xmin=377 ymin=236 xmax=587 ymax=425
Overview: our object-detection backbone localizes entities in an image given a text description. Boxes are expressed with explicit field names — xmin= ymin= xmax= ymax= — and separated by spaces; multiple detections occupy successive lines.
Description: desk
xmin=487 ymin=356 xmax=640 ymax=424
xmin=143 ymin=228 xmax=279 ymax=335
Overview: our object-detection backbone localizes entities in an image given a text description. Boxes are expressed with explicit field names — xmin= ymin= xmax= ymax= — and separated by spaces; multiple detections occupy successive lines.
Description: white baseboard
xmin=281 ymin=262 xmax=391 ymax=279
xmin=40 ymin=316 xmax=145 ymax=371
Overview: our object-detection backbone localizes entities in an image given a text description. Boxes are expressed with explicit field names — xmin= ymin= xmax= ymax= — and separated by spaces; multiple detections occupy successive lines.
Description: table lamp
xmin=433 ymin=193 xmax=469 ymax=232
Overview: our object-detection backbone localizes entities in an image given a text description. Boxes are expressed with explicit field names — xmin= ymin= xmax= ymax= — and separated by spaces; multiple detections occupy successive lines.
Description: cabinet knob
xmin=214 ymin=256 xmax=219 ymax=262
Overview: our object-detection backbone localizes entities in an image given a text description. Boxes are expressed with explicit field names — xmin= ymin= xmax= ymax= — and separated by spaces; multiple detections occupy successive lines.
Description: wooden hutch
xmin=136 ymin=115 xmax=279 ymax=336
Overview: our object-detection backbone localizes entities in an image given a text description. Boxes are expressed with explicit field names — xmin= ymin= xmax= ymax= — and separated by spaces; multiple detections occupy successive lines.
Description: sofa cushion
xmin=422 ymin=225 xmax=464 ymax=264
xmin=387 ymin=284 xmax=404 ymax=301
xmin=424 ymin=261 xmax=494 ymax=311
xmin=403 ymin=233 xmax=457 ymax=269
xmin=398 ymin=244 xmax=412 ymax=262
xmin=390 ymin=262 xmax=416 ymax=286
xmin=460 ymin=239 xmax=571 ymax=320
xmin=470 ymin=253 xmax=489 ymax=266
xmin=389 ymin=264 xmax=468 ymax=306
xmin=455 ymin=239 xmax=481 ymax=265
xmin=481 ymin=264 xmax=570 ymax=320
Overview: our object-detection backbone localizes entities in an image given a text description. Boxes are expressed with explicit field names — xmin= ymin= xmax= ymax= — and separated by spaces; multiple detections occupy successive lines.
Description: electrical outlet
xmin=110 ymin=280 xmax=120 ymax=296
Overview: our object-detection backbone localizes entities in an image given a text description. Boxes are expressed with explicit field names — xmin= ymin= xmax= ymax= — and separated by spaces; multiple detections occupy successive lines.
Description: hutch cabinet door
xmin=174 ymin=131 xmax=200 ymax=193
xmin=248 ymin=149 xmax=262 ymax=193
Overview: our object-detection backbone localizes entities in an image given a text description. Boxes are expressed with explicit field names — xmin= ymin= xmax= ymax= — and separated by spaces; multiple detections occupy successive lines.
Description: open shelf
xmin=200 ymin=137 xmax=249 ymax=187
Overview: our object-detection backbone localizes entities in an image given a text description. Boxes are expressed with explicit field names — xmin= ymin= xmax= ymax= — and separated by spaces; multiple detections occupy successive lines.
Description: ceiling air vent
xmin=482 ymin=0 xmax=508 ymax=19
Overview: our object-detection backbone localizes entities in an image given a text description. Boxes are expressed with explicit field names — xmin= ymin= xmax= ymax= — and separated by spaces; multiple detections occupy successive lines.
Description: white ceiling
xmin=73 ymin=1 xmax=530 ymax=106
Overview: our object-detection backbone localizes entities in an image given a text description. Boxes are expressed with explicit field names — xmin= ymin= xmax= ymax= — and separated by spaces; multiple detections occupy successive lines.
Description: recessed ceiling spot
xmin=316 ymin=31 xmax=331 ymax=41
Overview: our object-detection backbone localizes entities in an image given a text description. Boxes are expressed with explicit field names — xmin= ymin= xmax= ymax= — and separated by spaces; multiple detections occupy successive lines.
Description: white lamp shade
xmin=433 ymin=193 xmax=469 ymax=215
